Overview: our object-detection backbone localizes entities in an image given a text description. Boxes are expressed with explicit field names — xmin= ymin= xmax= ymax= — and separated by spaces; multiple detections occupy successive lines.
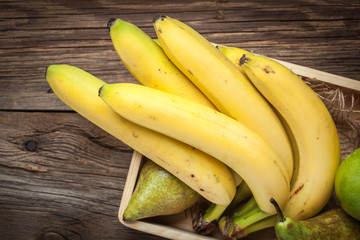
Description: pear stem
xmin=270 ymin=198 xmax=285 ymax=222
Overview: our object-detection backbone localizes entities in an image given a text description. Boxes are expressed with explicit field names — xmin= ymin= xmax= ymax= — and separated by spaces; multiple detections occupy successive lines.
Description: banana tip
xmin=107 ymin=18 xmax=117 ymax=30
xmin=98 ymin=85 xmax=104 ymax=97
xmin=239 ymin=54 xmax=248 ymax=66
xmin=153 ymin=15 xmax=167 ymax=23
xmin=45 ymin=66 xmax=49 ymax=78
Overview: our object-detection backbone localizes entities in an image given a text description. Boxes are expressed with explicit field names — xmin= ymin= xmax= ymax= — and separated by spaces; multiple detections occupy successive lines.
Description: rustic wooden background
xmin=1 ymin=0 xmax=359 ymax=239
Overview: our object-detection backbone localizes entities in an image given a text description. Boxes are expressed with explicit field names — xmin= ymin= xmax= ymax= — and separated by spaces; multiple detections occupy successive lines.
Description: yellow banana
xmin=109 ymin=19 xmax=244 ymax=187
xmin=215 ymin=44 xmax=251 ymax=75
xmin=109 ymin=18 xmax=243 ymax=187
xmin=153 ymin=15 xmax=293 ymax=183
xmin=99 ymin=83 xmax=290 ymax=214
xmin=108 ymin=18 xmax=215 ymax=109
xmin=240 ymin=54 xmax=341 ymax=220
xmin=46 ymin=64 xmax=236 ymax=205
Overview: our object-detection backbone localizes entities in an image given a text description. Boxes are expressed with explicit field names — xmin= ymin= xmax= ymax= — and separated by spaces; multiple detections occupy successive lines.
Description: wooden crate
xmin=118 ymin=60 xmax=360 ymax=240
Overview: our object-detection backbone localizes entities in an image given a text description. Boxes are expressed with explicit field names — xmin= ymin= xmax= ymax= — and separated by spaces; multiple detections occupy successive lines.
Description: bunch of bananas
xmin=46 ymin=15 xmax=341 ymax=239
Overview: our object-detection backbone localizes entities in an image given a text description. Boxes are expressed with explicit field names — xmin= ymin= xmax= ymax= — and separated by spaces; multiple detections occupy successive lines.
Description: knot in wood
xmin=25 ymin=140 xmax=37 ymax=151
xmin=41 ymin=232 xmax=66 ymax=240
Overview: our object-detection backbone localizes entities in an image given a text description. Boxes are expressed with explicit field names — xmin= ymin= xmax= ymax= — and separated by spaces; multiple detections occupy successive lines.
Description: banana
xmin=108 ymin=18 xmax=215 ymax=109
xmin=153 ymin=15 xmax=293 ymax=183
xmin=46 ymin=64 xmax=236 ymax=205
xmin=215 ymin=44 xmax=251 ymax=75
xmin=109 ymin=19 xmax=246 ymax=188
xmin=218 ymin=46 xmax=301 ymax=169
xmin=99 ymin=83 xmax=290 ymax=214
xmin=108 ymin=18 xmax=244 ymax=187
xmin=240 ymin=54 xmax=341 ymax=220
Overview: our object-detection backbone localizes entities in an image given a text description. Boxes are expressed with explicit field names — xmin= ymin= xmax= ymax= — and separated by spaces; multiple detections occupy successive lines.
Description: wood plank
xmin=0 ymin=111 xmax=165 ymax=240
xmin=0 ymin=1 xmax=360 ymax=239
xmin=0 ymin=0 xmax=359 ymax=110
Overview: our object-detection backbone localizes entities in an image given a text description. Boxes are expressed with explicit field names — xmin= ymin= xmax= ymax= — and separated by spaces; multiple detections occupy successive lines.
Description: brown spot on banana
xmin=132 ymin=131 xmax=138 ymax=138
xmin=296 ymin=209 xmax=305 ymax=218
xmin=148 ymin=115 xmax=157 ymax=121
xmin=289 ymin=183 xmax=305 ymax=199
xmin=262 ymin=65 xmax=275 ymax=74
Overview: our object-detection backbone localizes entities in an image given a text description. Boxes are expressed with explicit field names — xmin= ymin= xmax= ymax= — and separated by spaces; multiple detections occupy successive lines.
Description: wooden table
xmin=1 ymin=1 xmax=359 ymax=239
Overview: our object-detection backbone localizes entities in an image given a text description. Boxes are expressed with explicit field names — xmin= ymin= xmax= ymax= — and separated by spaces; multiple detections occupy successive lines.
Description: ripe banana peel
xmin=215 ymin=45 xmax=251 ymax=75
xmin=153 ymin=15 xmax=293 ymax=183
xmin=240 ymin=54 xmax=341 ymax=220
xmin=108 ymin=18 xmax=243 ymax=187
xmin=44 ymin=15 xmax=346 ymax=239
xmin=46 ymin=64 xmax=236 ymax=205
xmin=108 ymin=18 xmax=215 ymax=109
xmin=108 ymin=17 xmax=250 ymax=232
xmin=99 ymin=83 xmax=290 ymax=214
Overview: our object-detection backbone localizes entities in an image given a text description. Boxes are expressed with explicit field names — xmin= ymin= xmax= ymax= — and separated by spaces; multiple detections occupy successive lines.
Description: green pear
xmin=271 ymin=199 xmax=360 ymax=240
xmin=123 ymin=159 xmax=201 ymax=221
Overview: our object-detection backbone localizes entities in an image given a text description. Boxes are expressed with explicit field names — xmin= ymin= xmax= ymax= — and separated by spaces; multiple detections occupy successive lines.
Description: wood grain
xmin=0 ymin=111 xmax=165 ymax=240
xmin=0 ymin=0 xmax=359 ymax=110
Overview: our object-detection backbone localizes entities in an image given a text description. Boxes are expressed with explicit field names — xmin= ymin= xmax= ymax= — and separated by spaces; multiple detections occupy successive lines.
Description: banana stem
xmin=192 ymin=181 xmax=251 ymax=235
xmin=231 ymin=197 xmax=257 ymax=218
xmin=221 ymin=196 xmax=289 ymax=238
xmin=203 ymin=182 xmax=251 ymax=222
xmin=228 ymin=215 xmax=278 ymax=239
xmin=230 ymin=207 xmax=272 ymax=231
xmin=202 ymin=203 xmax=228 ymax=223
xmin=244 ymin=215 xmax=278 ymax=234
xmin=221 ymin=197 xmax=273 ymax=238
xmin=218 ymin=192 xmax=257 ymax=234
xmin=218 ymin=215 xmax=229 ymax=234
xmin=223 ymin=181 xmax=252 ymax=215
